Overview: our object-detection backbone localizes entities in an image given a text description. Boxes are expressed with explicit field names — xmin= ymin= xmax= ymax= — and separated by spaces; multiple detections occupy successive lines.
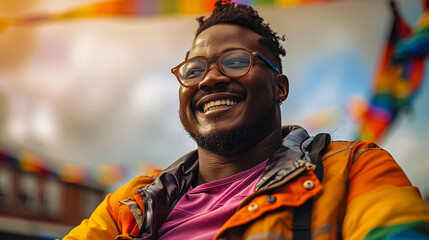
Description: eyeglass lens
xmin=178 ymin=51 xmax=251 ymax=86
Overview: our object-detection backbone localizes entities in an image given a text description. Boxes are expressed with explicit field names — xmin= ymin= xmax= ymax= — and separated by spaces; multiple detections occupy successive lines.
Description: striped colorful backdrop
xmin=0 ymin=0 xmax=342 ymax=33
xmin=0 ymin=148 xmax=158 ymax=187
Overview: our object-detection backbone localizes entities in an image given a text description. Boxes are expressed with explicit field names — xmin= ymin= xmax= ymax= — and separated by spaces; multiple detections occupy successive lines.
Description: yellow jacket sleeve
xmin=342 ymin=142 xmax=429 ymax=240
xmin=62 ymin=170 xmax=162 ymax=240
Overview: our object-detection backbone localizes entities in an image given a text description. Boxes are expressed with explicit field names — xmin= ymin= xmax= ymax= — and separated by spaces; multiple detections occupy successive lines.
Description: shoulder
xmin=107 ymin=169 xmax=162 ymax=234
xmin=320 ymin=140 xmax=410 ymax=191
xmin=109 ymin=169 xmax=162 ymax=204
xmin=322 ymin=140 xmax=415 ymax=199
xmin=62 ymin=170 xmax=163 ymax=239
xmin=323 ymin=143 xmax=429 ymax=239
xmin=322 ymin=140 xmax=380 ymax=163
xmin=106 ymin=170 xmax=162 ymax=217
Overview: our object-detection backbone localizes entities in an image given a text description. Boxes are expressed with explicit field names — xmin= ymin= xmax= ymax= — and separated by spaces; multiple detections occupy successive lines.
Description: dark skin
xmin=179 ymin=24 xmax=289 ymax=185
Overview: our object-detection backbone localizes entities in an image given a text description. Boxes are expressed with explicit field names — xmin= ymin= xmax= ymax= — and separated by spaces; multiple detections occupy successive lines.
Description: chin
xmin=187 ymin=125 xmax=253 ymax=155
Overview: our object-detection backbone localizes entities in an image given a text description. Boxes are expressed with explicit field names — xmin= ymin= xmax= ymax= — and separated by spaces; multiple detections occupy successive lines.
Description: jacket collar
xmin=255 ymin=125 xmax=314 ymax=190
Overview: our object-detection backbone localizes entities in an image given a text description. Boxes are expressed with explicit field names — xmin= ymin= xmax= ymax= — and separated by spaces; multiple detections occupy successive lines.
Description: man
xmin=63 ymin=1 xmax=429 ymax=239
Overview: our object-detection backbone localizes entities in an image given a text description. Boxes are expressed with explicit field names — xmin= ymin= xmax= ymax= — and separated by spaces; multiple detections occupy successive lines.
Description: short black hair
xmin=194 ymin=0 xmax=286 ymax=73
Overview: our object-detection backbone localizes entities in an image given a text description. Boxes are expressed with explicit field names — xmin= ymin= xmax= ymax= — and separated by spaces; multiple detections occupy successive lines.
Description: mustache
xmin=191 ymin=87 xmax=246 ymax=108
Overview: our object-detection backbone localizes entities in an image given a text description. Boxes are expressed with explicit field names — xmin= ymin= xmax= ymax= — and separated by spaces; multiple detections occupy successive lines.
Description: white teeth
xmin=203 ymin=99 xmax=238 ymax=112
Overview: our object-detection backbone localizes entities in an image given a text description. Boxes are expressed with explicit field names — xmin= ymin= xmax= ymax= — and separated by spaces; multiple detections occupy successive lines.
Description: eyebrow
xmin=187 ymin=47 xmax=250 ymax=59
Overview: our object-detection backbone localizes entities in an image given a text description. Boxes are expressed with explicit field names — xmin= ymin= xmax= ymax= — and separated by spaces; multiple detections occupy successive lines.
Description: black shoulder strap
xmin=292 ymin=133 xmax=331 ymax=240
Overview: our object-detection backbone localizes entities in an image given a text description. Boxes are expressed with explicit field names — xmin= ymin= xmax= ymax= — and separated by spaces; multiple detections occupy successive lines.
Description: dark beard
xmin=188 ymin=126 xmax=252 ymax=154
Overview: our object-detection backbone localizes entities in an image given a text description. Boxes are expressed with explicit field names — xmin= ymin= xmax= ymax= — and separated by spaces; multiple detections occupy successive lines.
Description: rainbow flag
xmin=357 ymin=0 xmax=427 ymax=142
xmin=395 ymin=1 xmax=429 ymax=61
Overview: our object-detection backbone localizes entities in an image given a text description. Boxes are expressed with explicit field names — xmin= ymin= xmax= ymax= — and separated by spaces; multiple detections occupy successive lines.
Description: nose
xmin=198 ymin=65 xmax=231 ymax=91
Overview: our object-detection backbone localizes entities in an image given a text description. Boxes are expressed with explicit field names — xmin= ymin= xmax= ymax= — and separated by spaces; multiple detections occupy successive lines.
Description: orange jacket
xmin=63 ymin=126 xmax=429 ymax=240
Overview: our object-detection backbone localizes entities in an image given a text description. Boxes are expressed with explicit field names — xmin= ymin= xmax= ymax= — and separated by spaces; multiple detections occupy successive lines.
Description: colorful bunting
xmin=96 ymin=164 xmax=129 ymax=187
xmin=0 ymin=0 xmax=343 ymax=33
xmin=0 ymin=148 xmax=159 ymax=187
xmin=58 ymin=163 xmax=91 ymax=184
xmin=357 ymin=1 xmax=427 ymax=142
xmin=19 ymin=152 xmax=53 ymax=176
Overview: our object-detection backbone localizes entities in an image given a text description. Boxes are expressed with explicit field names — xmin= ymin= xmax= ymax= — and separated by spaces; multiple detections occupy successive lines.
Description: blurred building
xmin=0 ymin=164 xmax=105 ymax=239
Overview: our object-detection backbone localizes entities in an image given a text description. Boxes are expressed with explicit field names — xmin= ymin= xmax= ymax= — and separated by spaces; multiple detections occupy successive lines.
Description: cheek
xmin=178 ymin=88 xmax=188 ymax=115
xmin=246 ymin=72 xmax=276 ymax=102
xmin=178 ymin=87 xmax=196 ymax=128
xmin=178 ymin=88 xmax=186 ymax=109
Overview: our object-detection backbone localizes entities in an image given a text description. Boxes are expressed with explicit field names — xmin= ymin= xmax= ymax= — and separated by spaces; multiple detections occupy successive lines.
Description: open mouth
xmin=203 ymin=99 xmax=238 ymax=113
xmin=193 ymin=89 xmax=246 ymax=114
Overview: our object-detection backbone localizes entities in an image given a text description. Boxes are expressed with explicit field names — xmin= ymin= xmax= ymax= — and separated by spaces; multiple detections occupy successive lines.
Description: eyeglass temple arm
xmin=256 ymin=53 xmax=280 ymax=74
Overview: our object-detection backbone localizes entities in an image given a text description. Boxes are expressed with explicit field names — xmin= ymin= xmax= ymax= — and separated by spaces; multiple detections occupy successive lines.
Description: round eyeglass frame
xmin=171 ymin=49 xmax=280 ymax=88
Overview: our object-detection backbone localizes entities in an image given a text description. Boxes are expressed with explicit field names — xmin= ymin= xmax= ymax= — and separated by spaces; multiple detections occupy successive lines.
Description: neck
xmin=196 ymin=127 xmax=282 ymax=185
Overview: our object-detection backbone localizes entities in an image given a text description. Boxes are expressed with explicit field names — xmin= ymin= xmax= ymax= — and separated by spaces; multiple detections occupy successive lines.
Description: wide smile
xmin=194 ymin=92 xmax=245 ymax=115
xmin=203 ymin=99 xmax=238 ymax=113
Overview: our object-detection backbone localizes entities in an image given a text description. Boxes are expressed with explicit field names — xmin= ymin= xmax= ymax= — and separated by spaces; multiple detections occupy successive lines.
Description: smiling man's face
xmin=179 ymin=24 xmax=287 ymax=154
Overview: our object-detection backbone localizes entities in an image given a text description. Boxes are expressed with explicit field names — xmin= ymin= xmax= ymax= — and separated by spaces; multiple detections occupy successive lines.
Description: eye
xmin=222 ymin=58 xmax=250 ymax=69
xmin=184 ymin=67 xmax=205 ymax=79
xmin=221 ymin=52 xmax=250 ymax=69
xmin=180 ymin=60 xmax=206 ymax=80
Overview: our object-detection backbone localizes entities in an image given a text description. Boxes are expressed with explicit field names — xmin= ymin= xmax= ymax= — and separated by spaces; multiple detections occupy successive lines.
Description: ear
xmin=275 ymin=74 xmax=289 ymax=103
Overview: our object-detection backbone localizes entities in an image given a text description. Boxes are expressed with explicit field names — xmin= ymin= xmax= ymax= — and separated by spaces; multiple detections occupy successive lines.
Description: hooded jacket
xmin=63 ymin=125 xmax=429 ymax=240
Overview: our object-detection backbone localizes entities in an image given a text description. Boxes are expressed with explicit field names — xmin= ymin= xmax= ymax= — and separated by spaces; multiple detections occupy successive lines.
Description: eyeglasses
xmin=171 ymin=49 xmax=280 ymax=88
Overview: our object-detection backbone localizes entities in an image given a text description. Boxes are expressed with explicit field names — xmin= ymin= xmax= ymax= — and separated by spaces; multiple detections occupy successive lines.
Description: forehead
xmin=188 ymin=24 xmax=265 ymax=58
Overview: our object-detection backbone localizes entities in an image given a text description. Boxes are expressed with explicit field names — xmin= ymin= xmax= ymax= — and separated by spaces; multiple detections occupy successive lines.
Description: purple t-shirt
xmin=157 ymin=159 xmax=268 ymax=240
